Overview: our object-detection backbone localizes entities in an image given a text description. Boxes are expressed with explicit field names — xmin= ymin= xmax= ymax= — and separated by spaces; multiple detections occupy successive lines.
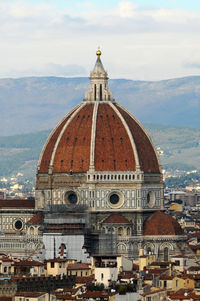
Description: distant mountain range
xmin=0 ymin=124 xmax=199 ymax=179
xmin=0 ymin=76 xmax=200 ymax=136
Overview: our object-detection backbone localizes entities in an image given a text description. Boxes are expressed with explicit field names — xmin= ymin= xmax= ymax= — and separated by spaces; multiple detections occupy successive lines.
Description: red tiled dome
xmin=103 ymin=213 xmax=130 ymax=224
xmin=144 ymin=211 xmax=184 ymax=236
xmin=38 ymin=102 xmax=160 ymax=174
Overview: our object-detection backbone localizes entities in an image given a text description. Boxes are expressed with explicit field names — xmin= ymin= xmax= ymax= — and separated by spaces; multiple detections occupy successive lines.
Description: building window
xmin=65 ymin=191 xmax=78 ymax=205
xmin=100 ymin=84 xmax=102 ymax=100
xmin=94 ymin=84 xmax=96 ymax=100
xmin=164 ymin=247 xmax=168 ymax=262
xmin=118 ymin=227 xmax=123 ymax=236
xmin=147 ymin=247 xmax=151 ymax=254
xmin=110 ymin=194 xmax=119 ymax=204
xmin=101 ymin=273 xmax=104 ymax=280
xmin=50 ymin=262 xmax=54 ymax=268
xmin=14 ymin=220 xmax=23 ymax=231
xmin=30 ymin=227 xmax=34 ymax=235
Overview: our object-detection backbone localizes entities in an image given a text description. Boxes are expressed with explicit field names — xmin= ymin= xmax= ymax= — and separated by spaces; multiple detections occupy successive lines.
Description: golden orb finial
xmin=96 ymin=46 xmax=101 ymax=57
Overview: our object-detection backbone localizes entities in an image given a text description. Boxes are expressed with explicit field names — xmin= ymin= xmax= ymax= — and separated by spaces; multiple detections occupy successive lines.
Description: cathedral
xmin=34 ymin=49 xmax=186 ymax=261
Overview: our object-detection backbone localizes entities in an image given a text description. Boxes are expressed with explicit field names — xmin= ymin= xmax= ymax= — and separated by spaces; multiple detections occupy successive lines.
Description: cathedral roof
xmin=92 ymin=55 xmax=107 ymax=76
xmin=38 ymin=103 xmax=160 ymax=174
xmin=103 ymin=213 xmax=130 ymax=224
xmin=144 ymin=211 xmax=184 ymax=236
xmin=37 ymin=50 xmax=161 ymax=175
xmin=27 ymin=212 xmax=43 ymax=224
xmin=0 ymin=199 xmax=35 ymax=209
xmin=13 ymin=259 xmax=44 ymax=266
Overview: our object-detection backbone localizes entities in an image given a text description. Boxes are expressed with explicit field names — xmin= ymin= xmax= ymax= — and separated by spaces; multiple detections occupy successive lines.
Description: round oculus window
xmin=68 ymin=193 xmax=77 ymax=204
xmin=65 ymin=191 xmax=78 ymax=205
xmin=14 ymin=220 xmax=23 ymax=230
xmin=109 ymin=194 xmax=119 ymax=205
xmin=147 ymin=191 xmax=156 ymax=208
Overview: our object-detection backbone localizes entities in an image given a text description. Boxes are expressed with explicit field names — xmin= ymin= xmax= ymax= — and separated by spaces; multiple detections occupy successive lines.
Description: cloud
xmin=115 ymin=1 xmax=138 ymax=18
xmin=183 ymin=62 xmax=200 ymax=70
xmin=1 ymin=0 xmax=200 ymax=80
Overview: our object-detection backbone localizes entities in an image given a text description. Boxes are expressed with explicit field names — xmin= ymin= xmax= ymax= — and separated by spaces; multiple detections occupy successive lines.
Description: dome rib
xmin=50 ymin=102 xmax=86 ymax=172
xmin=89 ymin=102 xmax=99 ymax=171
xmin=38 ymin=105 xmax=81 ymax=173
xmin=115 ymin=103 xmax=161 ymax=173
xmin=94 ymin=103 xmax=136 ymax=171
xmin=38 ymin=102 xmax=161 ymax=174
xmin=110 ymin=102 xmax=140 ymax=171
xmin=53 ymin=103 xmax=94 ymax=173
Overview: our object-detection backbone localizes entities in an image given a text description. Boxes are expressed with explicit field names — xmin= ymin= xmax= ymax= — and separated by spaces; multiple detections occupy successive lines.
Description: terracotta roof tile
xmin=95 ymin=104 xmax=136 ymax=171
xmin=76 ymin=274 xmax=95 ymax=284
xmin=0 ymin=199 xmax=35 ymax=209
xmin=15 ymin=292 xmax=47 ymax=297
xmin=46 ymin=258 xmax=67 ymax=263
xmin=0 ymin=298 xmax=12 ymax=301
xmin=116 ymin=103 xmax=160 ymax=173
xmin=103 ymin=213 xmax=130 ymax=224
xmin=141 ymin=289 xmax=166 ymax=297
xmin=188 ymin=266 xmax=200 ymax=271
xmin=13 ymin=260 xmax=44 ymax=266
xmin=39 ymin=108 xmax=77 ymax=173
xmin=27 ymin=212 xmax=43 ymax=224
xmin=67 ymin=263 xmax=90 ymax=270
xmin=0 ymin=257 xmax=13 ymax=262
xmin=144 ymin=211 xmax=184 ymax=236
xmin=53 ymin=104 xmax=93 ymax=173
xmin=38 ymin=102 xmax=160 ymax=174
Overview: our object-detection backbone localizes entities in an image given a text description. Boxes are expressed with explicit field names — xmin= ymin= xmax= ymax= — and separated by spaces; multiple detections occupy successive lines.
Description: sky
xmin=1 ymin=0 xmax=200 ymax=80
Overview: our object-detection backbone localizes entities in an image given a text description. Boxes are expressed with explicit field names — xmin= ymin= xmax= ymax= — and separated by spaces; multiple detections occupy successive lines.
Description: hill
xmin=0 ymin=124 xmax=199 ymax=180
xmin=0 ymin=76 xmax=200 ymax=136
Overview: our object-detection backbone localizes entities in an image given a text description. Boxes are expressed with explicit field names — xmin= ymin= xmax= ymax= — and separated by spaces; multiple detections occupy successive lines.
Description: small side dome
xmin=144 ymin=211 xmax=184 ymax=236
xmin=103 ymin=213 xmax=130 ymax=224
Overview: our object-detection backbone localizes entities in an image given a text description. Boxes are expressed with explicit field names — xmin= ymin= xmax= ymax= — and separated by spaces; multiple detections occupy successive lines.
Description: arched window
xmin=118 ymin=244 xmax=126 ymax=251
xmin=164 ymin=247 xmax=169 ymax=261
xmin=30 ymin=226 xmax=34 ymax=235
xmin=40 ymin=191 xmax=45 ymax=208
xmin=94 ymin=84 xmax=96 ymax=100
xmin=102 ymin=227 xmax=106 ymax=233
xmin=100 ymin=84 xmax=102 ymax=100
xmin=118 ymin=227 xmax=123 ymax=236
xmin=127 ymin=227 xmax=131 ymax=236
xmin=147 ymin=247 xmax=151 ymax=254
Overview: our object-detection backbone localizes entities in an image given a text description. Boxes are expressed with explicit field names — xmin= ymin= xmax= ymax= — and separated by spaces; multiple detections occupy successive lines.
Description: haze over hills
xmin=0 ymin=75 xmax=200 ymax=180
xmin=0 ymin=76 xmax=200 ymax=136
xmin=0 ymin=124 xmax=199 ymax=180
